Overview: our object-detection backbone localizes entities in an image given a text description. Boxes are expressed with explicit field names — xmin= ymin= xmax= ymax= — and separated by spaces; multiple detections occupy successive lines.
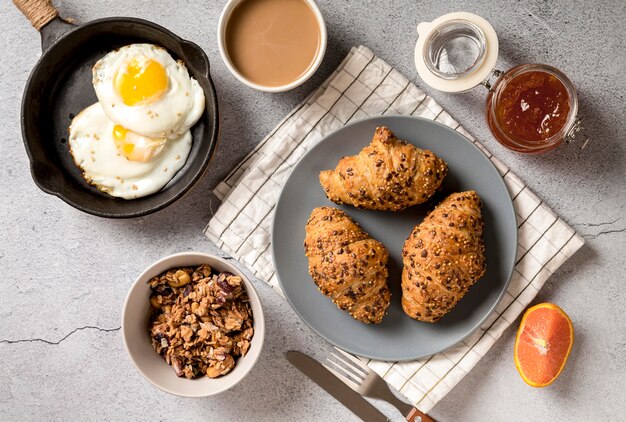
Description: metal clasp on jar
xmin=564 ymin=118 xmax=590 ymax=150
xmin=480 ymin=69 xmax=504 ymax=91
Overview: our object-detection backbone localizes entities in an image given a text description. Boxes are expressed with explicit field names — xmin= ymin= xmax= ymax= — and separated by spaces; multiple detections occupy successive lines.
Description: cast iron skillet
xmin=14 ymin=0 xmax=219 ymax=218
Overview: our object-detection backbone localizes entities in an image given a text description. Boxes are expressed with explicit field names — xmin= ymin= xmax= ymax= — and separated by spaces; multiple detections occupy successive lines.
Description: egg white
xmin=69 ymin=103 xmax=192 ymax=199
xmin=92 ymin=43 xmax=205 ymax=140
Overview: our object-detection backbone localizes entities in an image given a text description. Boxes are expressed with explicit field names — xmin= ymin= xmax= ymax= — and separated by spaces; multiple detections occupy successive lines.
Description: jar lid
xmin=414 ymin=12 xmax=499 ymax=93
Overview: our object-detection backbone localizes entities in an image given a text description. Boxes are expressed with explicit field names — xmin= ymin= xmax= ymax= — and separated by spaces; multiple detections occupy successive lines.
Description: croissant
xmin=401 ymin=191 xmax=486 ymax=322
xmin=304 ymin=206 xmax=391 ymax=323
xmin=319 ymin=126 xmax=448 ymax=211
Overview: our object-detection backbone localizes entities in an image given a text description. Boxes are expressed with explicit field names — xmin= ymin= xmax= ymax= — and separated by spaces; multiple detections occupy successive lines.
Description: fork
xmin=324 ymin=348 xmax=436 ymax=422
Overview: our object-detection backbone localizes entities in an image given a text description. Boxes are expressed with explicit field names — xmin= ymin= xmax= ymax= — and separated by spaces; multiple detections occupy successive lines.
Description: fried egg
xmin=69 ymin=103 xmax=192 ymax=199
xmin=92 ymin=43 xmax=205 ymax=140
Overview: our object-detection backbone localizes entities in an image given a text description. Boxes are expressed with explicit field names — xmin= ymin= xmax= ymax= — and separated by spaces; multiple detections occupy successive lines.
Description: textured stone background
xmin=0 ymin=0 xmax=624 ymax=420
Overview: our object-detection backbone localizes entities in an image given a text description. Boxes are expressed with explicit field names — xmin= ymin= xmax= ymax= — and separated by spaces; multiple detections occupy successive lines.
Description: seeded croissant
xmin=304 ymin=206 xmax=391 ymax=323
xmin=319 ymin=127 xmax=448 ymax=211
xmin=401 ymin=191 xmax=486 ymax=322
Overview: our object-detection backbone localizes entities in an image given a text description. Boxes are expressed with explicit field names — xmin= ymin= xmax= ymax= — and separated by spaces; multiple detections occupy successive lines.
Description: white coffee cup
xmin=217 ymin=0 xmax=328 ymax=93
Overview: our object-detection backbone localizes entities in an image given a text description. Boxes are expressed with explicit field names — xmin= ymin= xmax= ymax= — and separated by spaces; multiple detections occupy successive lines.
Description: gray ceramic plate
xmin=271 ymin=115 xmax=517 ymax=361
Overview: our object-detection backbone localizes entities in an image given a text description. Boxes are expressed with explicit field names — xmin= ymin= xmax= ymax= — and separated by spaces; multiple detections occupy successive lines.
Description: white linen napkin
xmin=204 ymin=46 xmax=584 ymax=413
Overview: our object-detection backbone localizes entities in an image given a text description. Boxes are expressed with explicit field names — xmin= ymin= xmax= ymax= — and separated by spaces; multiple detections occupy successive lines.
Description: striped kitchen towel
xmin=204 ymin=46 xmax=584 ymax=413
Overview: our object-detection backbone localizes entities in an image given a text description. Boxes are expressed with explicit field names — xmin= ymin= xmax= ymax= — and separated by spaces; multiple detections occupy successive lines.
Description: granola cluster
xmin=148 ymin=264 xmax=254 ymax=379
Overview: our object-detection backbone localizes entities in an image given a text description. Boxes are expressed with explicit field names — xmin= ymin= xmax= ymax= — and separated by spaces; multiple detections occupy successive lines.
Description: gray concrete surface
xmin=1 ymin=0 xmax=624 ymax=421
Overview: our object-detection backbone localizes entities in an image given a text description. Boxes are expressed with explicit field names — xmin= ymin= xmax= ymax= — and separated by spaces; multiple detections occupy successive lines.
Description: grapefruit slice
xmin=514 ymin=303 xmax=574 ymax=387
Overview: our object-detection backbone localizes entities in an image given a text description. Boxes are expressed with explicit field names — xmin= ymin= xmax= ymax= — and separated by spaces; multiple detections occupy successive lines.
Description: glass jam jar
xmin=414 ymin=12 xmax=589 ymax=154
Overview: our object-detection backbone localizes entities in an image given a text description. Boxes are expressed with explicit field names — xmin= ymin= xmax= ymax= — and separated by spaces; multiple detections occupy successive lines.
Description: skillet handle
xmin=13 ymin=0 xmax=58 ymax=30
xmin=180 ymin=41 xmax=211 ymax=78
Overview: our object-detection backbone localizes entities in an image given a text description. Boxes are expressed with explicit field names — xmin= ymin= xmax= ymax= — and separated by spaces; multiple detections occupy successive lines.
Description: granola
xmin=148 ymin=264 xmax=254 ymax=379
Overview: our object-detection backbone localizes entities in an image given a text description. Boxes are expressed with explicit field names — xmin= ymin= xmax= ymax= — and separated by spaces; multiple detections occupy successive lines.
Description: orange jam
xmin=487 ymin=65 xmax=576 ymax=153
xmin=495 ymin=70 xmax=570 ymax=142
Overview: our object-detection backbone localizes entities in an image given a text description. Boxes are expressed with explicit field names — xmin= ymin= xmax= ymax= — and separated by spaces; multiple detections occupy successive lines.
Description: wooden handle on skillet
xmin=13 ymin=0 xmax=58 ymax=30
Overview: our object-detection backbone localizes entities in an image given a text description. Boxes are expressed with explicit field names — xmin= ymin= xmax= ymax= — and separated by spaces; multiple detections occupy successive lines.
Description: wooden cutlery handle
xmin=406 ymin=407 xmax=436 ymax=422
xmin=13 ymin=0 xmax=58 ymax=30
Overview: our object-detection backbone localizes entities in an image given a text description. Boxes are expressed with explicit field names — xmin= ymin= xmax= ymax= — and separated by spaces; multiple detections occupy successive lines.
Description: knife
xmin=286 ymin=351 xmax=388 ymax=422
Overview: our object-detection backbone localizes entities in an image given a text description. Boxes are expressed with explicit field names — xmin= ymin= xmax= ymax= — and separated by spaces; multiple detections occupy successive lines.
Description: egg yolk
xmin=115 ymin=57 xmax=168 ymax=106
xmin=113 ymin=125 xmax=166 ymax=162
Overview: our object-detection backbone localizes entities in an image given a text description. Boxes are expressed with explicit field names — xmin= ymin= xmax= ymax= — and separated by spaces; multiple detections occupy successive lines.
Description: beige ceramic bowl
xmin=121 ymin=252 xmax=265 ymax=397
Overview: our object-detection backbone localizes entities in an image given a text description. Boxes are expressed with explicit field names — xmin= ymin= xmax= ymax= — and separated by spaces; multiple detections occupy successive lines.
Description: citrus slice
xmin=514 ymin=303 xmax=574 ymax=387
